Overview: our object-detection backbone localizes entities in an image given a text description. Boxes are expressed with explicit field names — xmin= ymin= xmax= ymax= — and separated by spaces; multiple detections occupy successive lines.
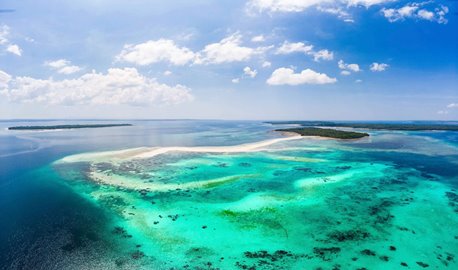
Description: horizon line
xmin=1 ymin=118 xmax=457 ymax=122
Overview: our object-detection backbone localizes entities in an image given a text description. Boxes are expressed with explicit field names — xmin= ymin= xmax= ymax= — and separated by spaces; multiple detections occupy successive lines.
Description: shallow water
xmin=1 ymin=120 xmax=458 ymax=269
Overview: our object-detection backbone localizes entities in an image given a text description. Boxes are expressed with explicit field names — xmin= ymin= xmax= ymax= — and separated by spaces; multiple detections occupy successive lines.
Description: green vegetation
xmin=276 ymin=127 xmax=369 ymax=139
xmin=267 ymin=121 xmax=458 ymax=131
xmin=8 ymin=124 xmax=132 ymax=130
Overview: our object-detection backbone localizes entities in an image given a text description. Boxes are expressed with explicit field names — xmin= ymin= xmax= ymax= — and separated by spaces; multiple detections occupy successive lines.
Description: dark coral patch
xmin=313 ymin=247 xmax=341 ymax=261
xmin=327 ymin=229 xmax=370 ymax=242
xmin=416 ymin=261 xmax=429 ymax=268
xmin=360 ymin=249 xmax=376 ymax=256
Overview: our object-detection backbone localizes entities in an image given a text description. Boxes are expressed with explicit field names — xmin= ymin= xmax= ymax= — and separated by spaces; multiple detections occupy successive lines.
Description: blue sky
xmin=0 ymin=0 xmax=457 ymax=120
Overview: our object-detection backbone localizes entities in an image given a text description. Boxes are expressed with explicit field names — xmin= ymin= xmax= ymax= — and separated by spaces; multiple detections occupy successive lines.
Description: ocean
xmin=0 ymin=120 xmax=457 ymax=269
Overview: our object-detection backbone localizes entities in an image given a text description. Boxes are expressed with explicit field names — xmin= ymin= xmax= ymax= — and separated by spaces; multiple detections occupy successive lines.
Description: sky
xmin=0 ymin=0 xmax=457 ymax=120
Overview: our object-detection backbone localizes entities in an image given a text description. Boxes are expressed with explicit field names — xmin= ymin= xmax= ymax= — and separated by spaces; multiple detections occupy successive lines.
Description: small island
xmin=8 ymin=124 xmax=132 ymax=130
xmin=267 ymin=121 xmax=458 ymax=131
xmin=276 ymin=127 xmax=369 ymax=139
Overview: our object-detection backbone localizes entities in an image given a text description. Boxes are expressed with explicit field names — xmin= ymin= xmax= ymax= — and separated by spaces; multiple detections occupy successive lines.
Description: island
xmin=276 ymin=127 xmax=369 ymax=139
xmin=267 ymin=121 xmax=458 ymax=131
xmin=8 ymin=124 xmax=132 ymax=130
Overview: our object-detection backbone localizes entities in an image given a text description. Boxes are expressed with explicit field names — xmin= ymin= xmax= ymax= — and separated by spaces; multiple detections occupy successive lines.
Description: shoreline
xmin=132 ymin=134 xmax=302 ymax=159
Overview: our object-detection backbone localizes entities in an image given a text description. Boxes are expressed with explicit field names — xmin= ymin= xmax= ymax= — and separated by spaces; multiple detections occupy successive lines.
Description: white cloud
xmin=381 ymin=4 xmax=419 ymax=22
xmin=0 ymin=25 xmax=9 ymax=45
xmin=317 ymin=6 xmax=354 ymax=22
xmin=116 ymin=33 xmax=270 ymax=66
xmin=163 ymin=70 xmax=172 ymax=76
xmin=58 ymin=65 xmax=81 ymax=75
xmin=370 ymin=62 xmax=389 ymax=72
xmin=338 ymin=59 xmax=361 ymax=73
xmin=346 ymin=0 xmax=395 ymax=8
xmin=247 ymin=0 xmax=451 ymax=23
xmin=6 ymin=44 xmax=21 ymax=56
xmin=355 ymin=79 xmax=363 ymax=83
xmin=341 ymin=70 xmax=351 ymax=76
xmin=311 ymin=49 xmax=334 ymax=62
xmin=196 ymin=33 xmax=271 ymax=64
xmin=276 ymin=41 xmax=313 ymax=55
xmin=251 ymin=35 xmax=265 ymax=42
xmin=116 ymin=39 xmax=196 ymax=66
xmin=45 ymin=59 xmax=68 ymax=69
xmin=0 ymin=24 xmax=22 ymax=56
xmin=267 ymin=67 xmax=336 ymax=85
xmin=435 ymin=5 xmax=449 ymax=24
xmin=0 ymin=68 xmax=193 ymax=106
xmin=0 ymin=70 xmax=12 ymax=88
xmin=248 ymin=0 xmax=331 ymax=13
xmin=45 ymin=59 xmax=82 ymax=74
xmin=243 ymin=66 xmax=258 ymax=78
xmin=381 ymin=3 xmax=449 ymax=24
xmin=437 ymin=103 xmax=458 ymax=115
xmin=247 ymin=0 xmax=394 ymax=15
xmin=276 ymin=41 xmax=333 ymax=62
xmin=231 ymin=78 xmax=240 ymax=84
xmin=262 ymin=61 xmax=272 ymax=68
xmin=417 ymin=9 xmax=435 ymax=20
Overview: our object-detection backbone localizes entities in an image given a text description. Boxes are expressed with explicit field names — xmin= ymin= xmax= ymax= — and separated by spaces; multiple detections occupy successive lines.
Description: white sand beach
xmin=58 ymin=135 xmax=302 ymax=163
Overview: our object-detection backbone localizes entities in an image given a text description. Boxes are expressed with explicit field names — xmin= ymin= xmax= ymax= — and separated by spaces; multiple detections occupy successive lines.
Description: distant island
xmin=8 ymin=124 xmax=132 ymax=130
xmin=276 ymin=127 xmax=369 ymax=139
xmin=267 ymin=121 xmax=458 ymax=131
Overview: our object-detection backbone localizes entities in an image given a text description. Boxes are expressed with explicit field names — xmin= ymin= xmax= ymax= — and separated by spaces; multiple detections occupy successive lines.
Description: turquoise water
xmin=1 ymin=121 xmax=458 ymax=269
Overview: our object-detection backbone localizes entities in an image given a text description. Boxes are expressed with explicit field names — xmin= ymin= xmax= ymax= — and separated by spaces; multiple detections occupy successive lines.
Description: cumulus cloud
xmin=0 ymin=24 xmax=22 ymax=56
xmin=116 ymin=39 xmax=196 ymax=66
xmin=196 ymin=33 xmax=271 ymax=64
xmin=45 ymin=59 xmax=82 ymax=74
xmin=276 ymin=41 xmax=333 ymax=62
xmin=117 ymin=33 xmax=270 ymax=66
xmin=231 ymin=78 xmax=240 ymax=84
xmin=447 ymin=103 xmax=458 ymax=109
xmin=276 ymin=41 xmax=313 ymax=54
xmin=0 ymin=68 xmax=193 ymax=106
xmin=311 ymin=49 xmax=334 ymax=62
xmin=163 ymin=70 xmax=172 ymax=76
xmin=267 ymin=67 xmax=336 ymax=85
xmin=243 ymin=66 xmax=258 ymax=78
xmin=370 ymin=62 xmax=389 ymax=72
xmin=338 ymin=59 xmax=361 ymax=74
xmin=381 ymin=2 xmax=448 ymax=24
